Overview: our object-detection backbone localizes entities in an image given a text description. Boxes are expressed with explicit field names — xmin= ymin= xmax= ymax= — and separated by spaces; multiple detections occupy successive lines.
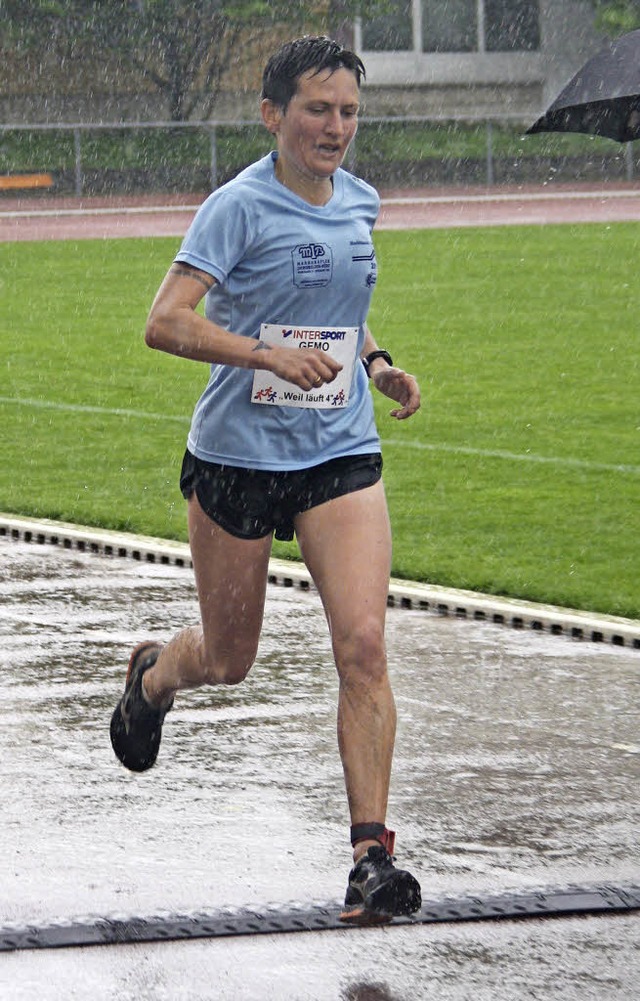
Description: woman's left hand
xmin=372 ymin=367 xmax=421 ymax=420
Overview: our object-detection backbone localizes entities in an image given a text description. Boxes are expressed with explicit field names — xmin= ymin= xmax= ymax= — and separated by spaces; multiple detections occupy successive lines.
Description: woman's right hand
xmin=265 ymin=345 xmax=343 ymax=392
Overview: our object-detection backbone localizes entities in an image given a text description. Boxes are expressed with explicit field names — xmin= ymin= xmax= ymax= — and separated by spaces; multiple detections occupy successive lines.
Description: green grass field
xmin=1 ymin=224 xmax=638 ymax=619
xmin=0 ymin=122 xmax=610 ymax=173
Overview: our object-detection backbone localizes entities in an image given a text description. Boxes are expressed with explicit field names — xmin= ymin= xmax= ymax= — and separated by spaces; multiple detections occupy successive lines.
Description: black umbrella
xmin=527 ymin=29 xmax=640 ymax=143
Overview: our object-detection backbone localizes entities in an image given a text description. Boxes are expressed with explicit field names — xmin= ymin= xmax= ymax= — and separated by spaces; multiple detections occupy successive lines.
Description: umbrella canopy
xmin=527 ymin=29 xmax=640 ymax=143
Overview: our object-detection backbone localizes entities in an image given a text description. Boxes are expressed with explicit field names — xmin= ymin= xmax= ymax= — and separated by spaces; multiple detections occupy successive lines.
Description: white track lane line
xmin=1 ymin=396 xmax=638 ymax=475
xmin=2 ymin=188 xmax=640 ymax=220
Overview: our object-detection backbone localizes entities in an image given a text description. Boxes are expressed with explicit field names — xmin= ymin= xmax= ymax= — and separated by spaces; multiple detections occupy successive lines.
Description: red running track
xmin=1 ymin=183 xmax=640 ymax=242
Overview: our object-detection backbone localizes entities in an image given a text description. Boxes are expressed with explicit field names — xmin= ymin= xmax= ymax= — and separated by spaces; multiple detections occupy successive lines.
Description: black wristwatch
xmin=362 ymin=349 xmax=393 ymax=378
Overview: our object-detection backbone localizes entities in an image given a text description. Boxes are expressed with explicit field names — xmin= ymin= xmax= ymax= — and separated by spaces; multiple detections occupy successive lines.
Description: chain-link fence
xmin=0 ymin=116 xmax=636 ymax=197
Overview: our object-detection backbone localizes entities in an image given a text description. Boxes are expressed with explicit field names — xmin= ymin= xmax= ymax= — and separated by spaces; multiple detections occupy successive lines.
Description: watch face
xmin=368 ymin=351 xmax=392 ymax=365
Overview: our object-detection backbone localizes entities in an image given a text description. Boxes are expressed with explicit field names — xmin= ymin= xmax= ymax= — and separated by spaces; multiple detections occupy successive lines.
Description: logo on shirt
xmin=292 ymin=243 xmax=333 ymax=288
xmin=351 ymin=242 xmax=377 ymax=288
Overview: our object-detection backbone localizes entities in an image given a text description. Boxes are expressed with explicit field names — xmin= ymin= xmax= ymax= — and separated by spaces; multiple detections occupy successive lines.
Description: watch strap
xmin=362 ymin=349 xmax=393 ymax=377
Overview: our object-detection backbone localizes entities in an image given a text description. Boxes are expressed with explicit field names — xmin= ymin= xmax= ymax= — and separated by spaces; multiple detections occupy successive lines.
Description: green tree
xmin=0 ymin=1 xmax=389 ymax=121
xmin=592 ymin=1 xmax=640 ymax=33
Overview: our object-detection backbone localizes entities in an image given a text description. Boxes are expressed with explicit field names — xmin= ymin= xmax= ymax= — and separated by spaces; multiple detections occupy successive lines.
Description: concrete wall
xmin=0 ymin=88 xmax=262 ymax=127
xmin=539 ymin=0 xmax=604 ymax=105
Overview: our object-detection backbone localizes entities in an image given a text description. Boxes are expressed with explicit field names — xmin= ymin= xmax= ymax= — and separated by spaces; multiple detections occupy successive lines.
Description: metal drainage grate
xmin=1 ymin=884 xmax=639 ymax=952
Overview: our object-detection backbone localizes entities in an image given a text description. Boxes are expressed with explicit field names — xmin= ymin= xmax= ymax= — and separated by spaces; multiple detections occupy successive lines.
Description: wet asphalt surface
xmin=1 ymin=537 xmax=638 ymax=1000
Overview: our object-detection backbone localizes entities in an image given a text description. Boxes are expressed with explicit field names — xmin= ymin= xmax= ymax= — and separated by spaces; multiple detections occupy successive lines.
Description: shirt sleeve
xmin=174 ymin=186 xmax=255 ymax=286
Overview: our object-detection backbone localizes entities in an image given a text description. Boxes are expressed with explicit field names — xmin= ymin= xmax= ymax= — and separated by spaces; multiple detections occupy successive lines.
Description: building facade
xmin=355 ymin=0 xmax=603 ymax=119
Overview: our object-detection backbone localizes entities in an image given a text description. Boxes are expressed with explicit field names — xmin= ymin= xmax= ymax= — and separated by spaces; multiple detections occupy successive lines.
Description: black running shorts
xmin=180 ymin=449 xmax=383 ymax=542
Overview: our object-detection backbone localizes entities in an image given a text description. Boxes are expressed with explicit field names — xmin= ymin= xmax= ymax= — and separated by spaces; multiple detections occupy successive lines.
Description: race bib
xmin=251 ymin=323 xmax=359 ymax=409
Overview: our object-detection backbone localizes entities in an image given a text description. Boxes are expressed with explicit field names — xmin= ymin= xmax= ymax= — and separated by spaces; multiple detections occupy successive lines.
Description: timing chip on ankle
xmin=350 ymin=823 xmax=396 ymax=855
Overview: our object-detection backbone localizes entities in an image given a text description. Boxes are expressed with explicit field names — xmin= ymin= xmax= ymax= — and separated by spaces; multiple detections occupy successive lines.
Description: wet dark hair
xmin=261 ymin=35 xmax=365 ymax=111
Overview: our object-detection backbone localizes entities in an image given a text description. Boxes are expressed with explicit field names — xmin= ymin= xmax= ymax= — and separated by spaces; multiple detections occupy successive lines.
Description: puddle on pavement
xmin=1 ymin=537 xmax=638 ymax=1000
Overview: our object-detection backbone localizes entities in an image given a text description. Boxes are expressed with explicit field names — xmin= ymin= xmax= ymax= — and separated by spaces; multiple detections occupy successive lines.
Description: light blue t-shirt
xmin=175 ymin=152 xmax=381 ymax=470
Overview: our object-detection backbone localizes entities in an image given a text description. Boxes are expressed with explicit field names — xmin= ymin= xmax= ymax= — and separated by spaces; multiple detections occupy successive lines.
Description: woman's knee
xmin=333 ymin=620 xmax=388 ymax=684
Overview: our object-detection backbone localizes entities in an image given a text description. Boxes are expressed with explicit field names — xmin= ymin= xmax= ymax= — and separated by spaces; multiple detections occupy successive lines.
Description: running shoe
xmin=339 ymin=845 xmax=422 ymax=924
xmin=110 ymin=641 xmax=172 ymax=772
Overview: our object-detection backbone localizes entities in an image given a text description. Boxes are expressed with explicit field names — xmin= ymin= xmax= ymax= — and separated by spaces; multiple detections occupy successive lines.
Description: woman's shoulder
xmin=334 ymin=168 xmax=380 ymax=221
xmin=199 ymin=154 xmax=276 ymax=210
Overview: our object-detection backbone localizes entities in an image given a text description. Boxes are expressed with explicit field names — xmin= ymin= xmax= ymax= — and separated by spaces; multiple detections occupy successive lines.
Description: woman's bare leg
xmin=295 ymin=481 xmax=395 ymax=858
xmin=142 ymin=494 xmax=273 ymax=706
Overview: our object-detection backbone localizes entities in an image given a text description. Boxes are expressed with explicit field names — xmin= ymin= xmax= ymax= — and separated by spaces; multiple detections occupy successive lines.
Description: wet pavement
xmin=1 ymin=536 xmax=638 ymax=999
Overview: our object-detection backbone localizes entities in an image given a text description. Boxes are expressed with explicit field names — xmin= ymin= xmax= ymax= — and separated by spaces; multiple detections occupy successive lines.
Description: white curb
xmin=2 ymin=513 xmax=638 ymax=650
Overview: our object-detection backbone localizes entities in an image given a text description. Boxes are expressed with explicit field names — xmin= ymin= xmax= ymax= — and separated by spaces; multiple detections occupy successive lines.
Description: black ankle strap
xmin=350 ymin=823 xmax=396 ymax=854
